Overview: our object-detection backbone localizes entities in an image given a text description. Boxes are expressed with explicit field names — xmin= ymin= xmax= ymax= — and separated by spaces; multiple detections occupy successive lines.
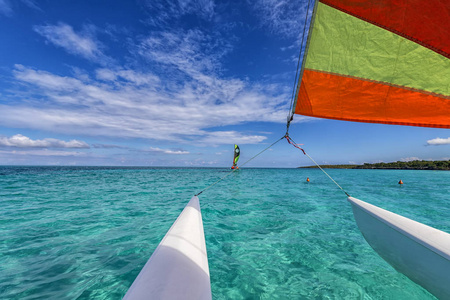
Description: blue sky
xmin=0 ymin=0 xmax=448 ymax=167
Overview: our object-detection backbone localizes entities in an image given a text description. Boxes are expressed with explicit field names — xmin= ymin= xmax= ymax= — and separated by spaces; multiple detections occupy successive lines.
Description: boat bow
xmin=123 ymin=196 xmax=211 ymax=300
xmin=348 ymin=196 xmax=450 ymax=299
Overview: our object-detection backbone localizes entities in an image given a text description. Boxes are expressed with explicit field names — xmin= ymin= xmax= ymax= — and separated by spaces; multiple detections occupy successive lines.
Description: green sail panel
xmin=304 ymin=2 xmax=450 ymax=96
xmin=233 ymin=145 xmax=240 ymax=166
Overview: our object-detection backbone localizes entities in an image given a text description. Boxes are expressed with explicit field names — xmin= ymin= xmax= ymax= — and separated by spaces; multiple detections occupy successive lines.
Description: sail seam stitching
xmin=297 ymin=112 xmax=450 ymax=129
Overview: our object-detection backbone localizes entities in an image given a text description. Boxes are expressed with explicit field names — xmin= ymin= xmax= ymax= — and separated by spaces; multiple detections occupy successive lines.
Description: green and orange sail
xmin=294 ymin=0 xmax=450 ymax=128
xmin=231 ymin=145 xmax=240 ymax=169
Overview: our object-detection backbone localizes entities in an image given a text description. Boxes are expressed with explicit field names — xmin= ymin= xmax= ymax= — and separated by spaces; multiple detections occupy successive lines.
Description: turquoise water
xmin=1 ymin=167 xmax=449 ymax=299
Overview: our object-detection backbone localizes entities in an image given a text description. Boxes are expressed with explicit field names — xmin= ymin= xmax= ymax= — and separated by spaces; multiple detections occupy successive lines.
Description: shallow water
xmin=1 ymin=166 xmax=448 ymax=299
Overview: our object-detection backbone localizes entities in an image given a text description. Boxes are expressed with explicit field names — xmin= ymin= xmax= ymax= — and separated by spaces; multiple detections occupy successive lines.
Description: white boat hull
xmin=348 ymin=197 xmax=450 ymax=299
xmin=123 ymin=196 xmax=211 ymax=300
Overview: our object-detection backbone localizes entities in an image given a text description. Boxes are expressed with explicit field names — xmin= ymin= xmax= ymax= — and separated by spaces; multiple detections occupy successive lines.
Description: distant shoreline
xmin=299 ymin=160 xmax=450 ymax=170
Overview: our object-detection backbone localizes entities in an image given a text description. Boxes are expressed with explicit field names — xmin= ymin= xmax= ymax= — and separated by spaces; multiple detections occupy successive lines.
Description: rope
xmin=286 ymin=0 xmax=314 ymax=132
xmin=283 ymin=1 xmax=350 ymax=198
xmin=195 ymin=136 xmax=285 ymax=196
xmin=286 ymin=134 xmax=351 ymax=197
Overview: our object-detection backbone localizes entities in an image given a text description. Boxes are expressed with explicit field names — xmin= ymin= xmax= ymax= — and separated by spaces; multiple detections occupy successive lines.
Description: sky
xmin=0 ymin=0 xmax=448 ymax=167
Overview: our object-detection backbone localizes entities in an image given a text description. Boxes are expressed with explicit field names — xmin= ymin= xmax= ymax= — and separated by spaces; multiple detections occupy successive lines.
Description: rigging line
xmin=286 ymin=135 xmax=351 ymax=197
xmin=195 ymin=136 xmax=285 ymax=197
xmin=287 ymin=0 xmax=314 ymax=130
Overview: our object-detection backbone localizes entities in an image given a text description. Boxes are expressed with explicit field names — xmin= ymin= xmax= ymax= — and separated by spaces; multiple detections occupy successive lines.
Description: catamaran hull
xmin=123 ymin=196 xmax=211 ymax=300
xmin=348 ymin=197 xmax=450 ymax=299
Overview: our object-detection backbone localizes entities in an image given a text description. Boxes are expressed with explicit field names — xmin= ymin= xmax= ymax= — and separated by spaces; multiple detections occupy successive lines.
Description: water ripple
xmin=1 ymin=167 xmax=447 ymax=299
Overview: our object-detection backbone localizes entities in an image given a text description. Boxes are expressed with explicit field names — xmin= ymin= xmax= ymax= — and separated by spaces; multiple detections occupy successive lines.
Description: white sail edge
xmin=123 ymin=196 xmax=211 ymax=300
xmin=348 ymin=196 xmax=450 ymax=299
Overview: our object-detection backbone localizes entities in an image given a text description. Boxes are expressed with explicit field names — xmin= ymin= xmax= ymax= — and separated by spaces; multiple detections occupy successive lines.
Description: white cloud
xmin=426 ymin=137 xmax=450 ymax=146
xmin=252 ymin=0 xmax=308 ymax=38
xmin=0 ymin=0 xmax=41 ymax=16
xmin=401 ymin=157 xmax=421 ymax=162
xmin=178 ymin=0 xmax=214 ymax=20
xmin=33 ymin=23 xmax=110 ymax=63
xmin=143 ymin=0 xmax=215 ymax=25
xmin=0 ymin=0 xmax=12 ymax=16
xmin=92 ymin=144 xmax=126 ymax=149
xmin=0 ymin=134 xmax=89 ymax=148
xmin=2 ymin=24 xmax=309 ymax=147
xmin=137 ymin=29 xmax=232 ymax=79
xmin=96 ymin=68 xmax=160 ymax=86
xmin=20 ymin=0 xmax=41 ymax=11
xmin=95 ymin=69 xmax=117 ymax=81
xmin=148 ymin=147 xmax=189 ymax=155
xmin=0 ymin=149 xmax=87 ymax=156
xmin=14 ymin=64 xmax=83 ymax=91
xmin=200 ymin=131 xmax=267 ymax=145
xmin=3 ymin=62 xmax=291 ymax=144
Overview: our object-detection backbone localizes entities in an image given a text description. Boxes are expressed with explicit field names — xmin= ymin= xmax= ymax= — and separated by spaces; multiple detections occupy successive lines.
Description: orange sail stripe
xmin=296 ymin=70 xmax=450 ymax=128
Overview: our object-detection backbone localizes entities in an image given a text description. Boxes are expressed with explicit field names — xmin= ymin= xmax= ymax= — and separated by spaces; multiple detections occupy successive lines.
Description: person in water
xmin=306 ymin=177 xmax=310 ymax=182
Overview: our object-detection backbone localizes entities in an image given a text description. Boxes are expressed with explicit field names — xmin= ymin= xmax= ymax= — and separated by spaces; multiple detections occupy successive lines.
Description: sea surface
xmin=1 ymin=166 xmax=449 ymax=299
